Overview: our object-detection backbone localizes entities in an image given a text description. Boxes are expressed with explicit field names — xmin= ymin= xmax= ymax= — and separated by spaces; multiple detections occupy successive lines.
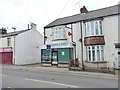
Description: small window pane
xmin=92 ymin=46 xmax=95 ymax=49
xmin=92 ymin=46 xmax=95 ymax=61
xmin=97 ymin=50 xmax=100 ymax=61
xmin=101 ymin=50 xmax=104 ymax=61
xmin=87 ymin=23 xmax=90 ymax=36
xmin=97 ymin=46 xmax=99 ymax=49
xmin=88 ymin=47 xmax=90 ymax=49
xmin=95 ymin=21 xmax=99 ymax=35
xmin=99 ymin=21 xmax=102 ymax=35
xmin=89 ymin=50 xmax=91 ymax=61
xmin=101 ymin=46 xmax=104 ymax=50
xmin=91 ymin=21 xmax=94 ymax=35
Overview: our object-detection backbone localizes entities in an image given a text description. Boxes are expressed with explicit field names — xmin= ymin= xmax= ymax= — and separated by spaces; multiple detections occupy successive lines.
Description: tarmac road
xmin=1 ymin=65 xmax=118 ymax=88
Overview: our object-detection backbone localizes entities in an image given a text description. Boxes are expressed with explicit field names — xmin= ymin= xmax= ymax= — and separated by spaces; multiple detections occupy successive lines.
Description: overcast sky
xmin=0 ymin=0 xmax=119 ymax=35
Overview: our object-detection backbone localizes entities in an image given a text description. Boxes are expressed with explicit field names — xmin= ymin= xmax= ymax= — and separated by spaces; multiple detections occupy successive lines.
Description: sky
xmin=0 ymin=0 xmax=120 ymax=35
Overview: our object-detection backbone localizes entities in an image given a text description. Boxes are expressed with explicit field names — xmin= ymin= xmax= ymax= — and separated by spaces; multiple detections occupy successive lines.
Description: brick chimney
xmin=80 ymin=6 xmax=88 ymax=13
xmin=0 ymin=27 xmax=7 ymax=34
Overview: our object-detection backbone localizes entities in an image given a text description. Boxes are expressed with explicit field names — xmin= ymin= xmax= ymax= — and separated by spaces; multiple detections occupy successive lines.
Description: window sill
xmin=85 ymin=61 xmax=107 ymax=63
xmin=85 ymin=35 xmax=104 ymax=38
xmin=52 ymin=39 xmax=67 ymax=41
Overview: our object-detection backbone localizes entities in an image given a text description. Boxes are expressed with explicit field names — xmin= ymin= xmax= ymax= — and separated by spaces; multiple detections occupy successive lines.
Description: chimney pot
xmin=30 ymin=23 xmax=37 ymax=30
xmin=80 ymin=6 xmax=88 ymax=13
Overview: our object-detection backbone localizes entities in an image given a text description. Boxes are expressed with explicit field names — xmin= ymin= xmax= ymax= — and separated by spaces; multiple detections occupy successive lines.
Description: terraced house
xmin=41 ymin=5 xmax=120 ymax=69
xmin=0 ymin=23 xmax=43 ymax=65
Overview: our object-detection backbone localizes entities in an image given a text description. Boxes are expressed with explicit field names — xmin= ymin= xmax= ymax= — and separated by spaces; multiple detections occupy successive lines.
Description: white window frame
xmin=86 ymin=45 xmax=104 ymax=62
xmin=85 ymin=20 xmax=103 ymax=37
xmin=52 ymin=26 xmax=66 ymax=40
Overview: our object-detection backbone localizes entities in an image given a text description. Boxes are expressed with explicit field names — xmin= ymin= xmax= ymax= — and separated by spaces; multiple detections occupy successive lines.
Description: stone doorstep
xmin=41 ymin=63 xmax=52 ymax=67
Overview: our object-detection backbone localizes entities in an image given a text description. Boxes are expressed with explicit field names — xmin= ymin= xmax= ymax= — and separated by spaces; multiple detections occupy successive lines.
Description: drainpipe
xmin=44 ymin=28 xmax=45 ymax=45
xmin=12 ymin=27 xmax=16 ymax=65
xmin=80 ymin=21 xmax=85 ymax=71
xmin=71 ymin=24 xmax=76 ymax=62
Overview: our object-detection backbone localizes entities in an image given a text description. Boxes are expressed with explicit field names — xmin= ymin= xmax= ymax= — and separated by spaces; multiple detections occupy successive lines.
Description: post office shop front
xmin=41 ymin=43 xmax=74 ymax=66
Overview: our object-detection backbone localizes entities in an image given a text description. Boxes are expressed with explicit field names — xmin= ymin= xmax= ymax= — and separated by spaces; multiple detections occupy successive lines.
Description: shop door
xmin=52 ymin=51 xmax=58 ymax=65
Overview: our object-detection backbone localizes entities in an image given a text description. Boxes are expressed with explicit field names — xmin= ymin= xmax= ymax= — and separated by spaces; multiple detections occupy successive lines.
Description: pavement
xmin=1 ymin=64 xmax=119 ymax=79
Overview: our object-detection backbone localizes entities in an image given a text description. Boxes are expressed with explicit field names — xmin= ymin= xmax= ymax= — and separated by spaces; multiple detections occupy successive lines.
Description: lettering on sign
xmin=0 ymin=47 xmax=12 ymax=52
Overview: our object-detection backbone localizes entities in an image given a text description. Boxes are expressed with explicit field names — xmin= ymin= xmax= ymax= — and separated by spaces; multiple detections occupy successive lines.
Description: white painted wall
xmin=0 ymin=26 xmax=43 ymax=65
xmin=103 ymin=15 xmax=118 ymax=68
xmin=45 ymin=28 xmax=53 ymax=44
xmin=72 ymin=22 xmax=81 ymax=62
xmin=15 ymin=29 xmax=43 ymax=65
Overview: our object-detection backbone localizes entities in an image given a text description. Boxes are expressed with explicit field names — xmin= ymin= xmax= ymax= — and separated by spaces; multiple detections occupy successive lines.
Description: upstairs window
xmin=85 ymin=20 xmax=103 ymax=37
xmin=7 ymin=37 xmax=11 ymax=46
xmin=52 ymin=26 xmax=66 ymax=40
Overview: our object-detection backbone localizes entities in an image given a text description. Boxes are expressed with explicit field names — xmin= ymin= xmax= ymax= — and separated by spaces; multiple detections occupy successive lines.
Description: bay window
xmin=86 ymin=45 xmax=104 ymax=62
xmin=85 ymin=20 xmax=103 ymax=36
xmin=52 ymin=26 xmax=66 ymax=40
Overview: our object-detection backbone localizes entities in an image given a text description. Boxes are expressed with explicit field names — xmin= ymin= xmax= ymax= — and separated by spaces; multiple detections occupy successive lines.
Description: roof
xmin=0 ymin=29 xmax=30 ymax=38
xmin=44 ymin=5 xmax=119 ymax=28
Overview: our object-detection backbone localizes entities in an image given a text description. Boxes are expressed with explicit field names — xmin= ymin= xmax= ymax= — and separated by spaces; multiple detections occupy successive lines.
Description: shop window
xmin=41 ymin=50 xmax=51 ymax=62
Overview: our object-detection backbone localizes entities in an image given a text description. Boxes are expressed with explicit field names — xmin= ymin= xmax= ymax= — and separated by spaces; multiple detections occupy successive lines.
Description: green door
xmin=52 ymin=51 xmax=58 ymax=65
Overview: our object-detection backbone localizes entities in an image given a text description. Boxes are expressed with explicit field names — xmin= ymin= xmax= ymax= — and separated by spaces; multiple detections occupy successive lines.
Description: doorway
xmin=51 ymin=51 xmax=58 ymax=65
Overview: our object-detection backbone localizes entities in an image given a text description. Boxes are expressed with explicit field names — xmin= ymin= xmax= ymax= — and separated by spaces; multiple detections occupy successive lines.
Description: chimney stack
xmin=30 ymin=23 xmax=37 ymax=30
xmin=80 ymin=6 xmax=88 ymax=13
xmin=0 ymin=27 xmax=7 ymax=35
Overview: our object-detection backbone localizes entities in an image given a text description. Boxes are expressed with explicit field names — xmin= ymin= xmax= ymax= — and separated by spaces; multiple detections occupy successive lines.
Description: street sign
xmin=46 ymin=45 xmax=51 ymax=50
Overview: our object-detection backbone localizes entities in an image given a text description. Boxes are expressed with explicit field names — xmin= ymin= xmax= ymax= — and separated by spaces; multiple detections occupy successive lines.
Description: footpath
xmin=1 ymin=64 xmax=119 ymax=79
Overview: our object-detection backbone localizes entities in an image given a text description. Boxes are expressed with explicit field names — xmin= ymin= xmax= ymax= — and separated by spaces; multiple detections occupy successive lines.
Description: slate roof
xmin=0 ymin=29 xmax=30 ymax=38
xmin=44 ymin=5 xmax=120 ymax=28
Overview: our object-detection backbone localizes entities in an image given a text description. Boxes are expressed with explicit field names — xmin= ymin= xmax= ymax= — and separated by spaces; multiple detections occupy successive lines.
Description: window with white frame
xmin=7 ymin=37 xmax=11 ymax=46
xmin=86 ymin=45 xmax=104 ymax=62
xmin=85 ymin=20 xmax=103 ymax=36
xmin=52 ymin=26 xmax=66 ymax=40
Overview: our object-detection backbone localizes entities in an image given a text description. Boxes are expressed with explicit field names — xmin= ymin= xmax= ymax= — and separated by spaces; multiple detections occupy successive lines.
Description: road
xmin=1 ymin=66 xmax=118 ymax=88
